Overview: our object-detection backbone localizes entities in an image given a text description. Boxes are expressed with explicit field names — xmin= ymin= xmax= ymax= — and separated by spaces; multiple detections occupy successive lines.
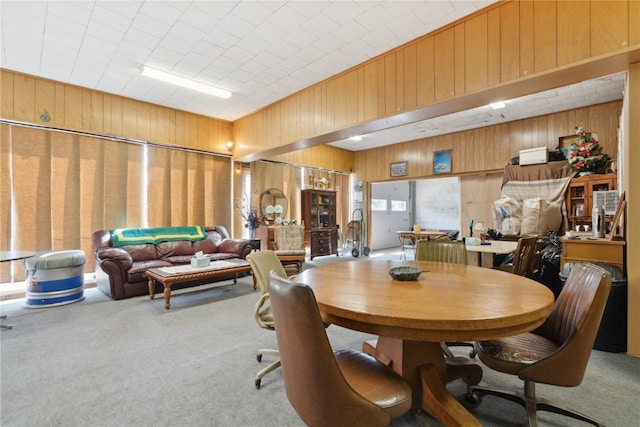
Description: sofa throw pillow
xmin=492 ymin=196 xmax=521 ymax=236
xmin=521 ymin=198 xmax=562 ymax=236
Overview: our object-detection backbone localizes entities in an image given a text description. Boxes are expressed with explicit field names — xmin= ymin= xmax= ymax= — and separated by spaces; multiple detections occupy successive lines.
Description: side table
xmin=1 ymin=250 xmax=36 ymax=330
xmin=248 ymin=238 xmax=262 ymax=251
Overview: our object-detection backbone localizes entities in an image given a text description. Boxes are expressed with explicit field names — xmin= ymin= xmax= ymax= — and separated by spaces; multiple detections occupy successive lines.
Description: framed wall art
xmin=433 ymin=150 xmax=451 ymax=174
xmin=390 ymin=161 xmax=408 ymax=177
xmin=558 ymin=134 xmax=580 ymax=159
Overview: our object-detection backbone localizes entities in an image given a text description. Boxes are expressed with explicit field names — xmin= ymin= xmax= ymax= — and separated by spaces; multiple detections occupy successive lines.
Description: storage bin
xmin=24 ymin=250 xmax=86 ymax=308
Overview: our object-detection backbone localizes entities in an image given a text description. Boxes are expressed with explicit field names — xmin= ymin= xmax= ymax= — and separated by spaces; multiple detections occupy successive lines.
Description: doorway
xmin=370 ymin=181 xmax=412 ymax=250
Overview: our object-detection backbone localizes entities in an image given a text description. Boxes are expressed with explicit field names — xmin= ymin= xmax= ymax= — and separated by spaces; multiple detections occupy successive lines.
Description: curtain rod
xmin=0 ymin=119 xmax=232 ymax=159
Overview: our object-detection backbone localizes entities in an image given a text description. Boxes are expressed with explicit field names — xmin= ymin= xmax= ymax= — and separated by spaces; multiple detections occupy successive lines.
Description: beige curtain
xmin=147 ymin=146 xmax=231 ymax=228
xmin=1 ymin=123 xmax=230 ymax=282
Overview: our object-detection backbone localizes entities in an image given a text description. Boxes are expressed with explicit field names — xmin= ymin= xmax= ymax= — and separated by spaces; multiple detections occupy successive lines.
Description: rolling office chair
xmin=245 ymin=250 xmax=288 ymax=389
xmin=415 ymin=239 xmax=477 ymax=359
xmin=268 ymin=271 xmax=412 ymax=427
xmin=467 ymin=262 xmax=612 ymax=426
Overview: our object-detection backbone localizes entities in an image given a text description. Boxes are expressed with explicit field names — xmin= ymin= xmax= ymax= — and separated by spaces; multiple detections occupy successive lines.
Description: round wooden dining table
xmin=296 ymin=259 xmax=554 ymax=427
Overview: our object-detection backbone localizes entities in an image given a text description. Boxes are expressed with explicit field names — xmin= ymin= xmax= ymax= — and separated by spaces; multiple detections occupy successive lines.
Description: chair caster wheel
xmin=257 ymin=354 xmax=262 ymax=362
xmin=255 ymin=379 xmax=261 ymax=389
xmin=465 ymin=392 xmax=479 ymax=404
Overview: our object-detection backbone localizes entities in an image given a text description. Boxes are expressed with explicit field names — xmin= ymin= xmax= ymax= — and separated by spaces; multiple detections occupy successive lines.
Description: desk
xmin=465 ymin=240 xmax=517 ymax=267
xmin=0 ymin=251 xmax=35 ymax=262
xmin=1 ymin=251 xmax=35 ymax=329
xmin=396 ymin=231 xmax=450 ymax=260
xmin=297 ymin=260 xmax=553 ymax=426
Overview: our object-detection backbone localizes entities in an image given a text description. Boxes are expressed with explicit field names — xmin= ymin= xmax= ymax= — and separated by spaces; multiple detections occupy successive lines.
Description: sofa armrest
xmin=218 ymin=239 xmax=252 ymax=259
xmin=97 ymin=247 xmax=133 ymax=270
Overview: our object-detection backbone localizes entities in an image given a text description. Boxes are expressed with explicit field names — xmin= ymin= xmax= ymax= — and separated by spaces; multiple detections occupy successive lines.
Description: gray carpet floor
xmin=1 ymin=249 xmax=639 ymax=426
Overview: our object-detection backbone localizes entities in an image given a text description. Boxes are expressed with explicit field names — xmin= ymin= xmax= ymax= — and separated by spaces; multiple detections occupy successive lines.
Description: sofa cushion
xmin=127 ymin=260 xmax=172 ymax=283
xmin=162 ymin=255 xmax=194 ymax=264
xmin=209 ymin=253 xmax=237 ymax=261
xmin=193 ymin=236 xmax=219 ymax=254
xmin=156 ymin=240 xmax=194 ymax=259
xmin=122 ymin=244 xmax=157 ymax=262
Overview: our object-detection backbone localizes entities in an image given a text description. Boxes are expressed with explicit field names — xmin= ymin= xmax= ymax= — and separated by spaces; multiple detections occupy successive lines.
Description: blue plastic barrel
xmin=24 ymin=250 xmax=85 ymax=308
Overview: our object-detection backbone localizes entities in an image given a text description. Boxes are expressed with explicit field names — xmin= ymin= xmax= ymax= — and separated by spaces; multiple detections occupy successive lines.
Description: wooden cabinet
xmin=301 ymin=189 xmax=339 ymax=260
xmin=565 ymin=174 xmax=617 ymax=230
xmin=560 ymin=236 xmax=625 ymax=272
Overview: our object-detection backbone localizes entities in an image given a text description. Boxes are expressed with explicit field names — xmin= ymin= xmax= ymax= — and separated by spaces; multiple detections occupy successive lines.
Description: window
xmin=371 ymin=198 xmax=387 ymax=211
xmin=391 ymin=200 xmax=406 ymax=212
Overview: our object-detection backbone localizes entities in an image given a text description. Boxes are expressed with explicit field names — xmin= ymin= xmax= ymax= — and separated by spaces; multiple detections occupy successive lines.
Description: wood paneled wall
xmin=233 ymin=0 xmax=639 ymax=164
xmin=353 ymin=101 xmax=622 ymax=182
xmin=0 ymin=69 xmax=233 ymax=152
xmin=269 ymin=145 xmax=354 ymax=174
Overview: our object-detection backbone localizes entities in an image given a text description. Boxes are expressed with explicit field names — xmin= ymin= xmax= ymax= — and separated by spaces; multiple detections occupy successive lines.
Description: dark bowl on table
xmin=389 ymin=266 xmax=422 ymax=281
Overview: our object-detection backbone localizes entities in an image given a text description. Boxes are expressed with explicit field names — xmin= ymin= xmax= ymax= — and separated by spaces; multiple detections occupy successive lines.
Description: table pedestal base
xmin=364 ymin=336 xmax=482 ymax=426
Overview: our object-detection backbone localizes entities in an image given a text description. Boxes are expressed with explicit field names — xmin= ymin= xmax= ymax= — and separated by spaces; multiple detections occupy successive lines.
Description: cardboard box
xmin=519 ymin=146 xmax=548 ymax=165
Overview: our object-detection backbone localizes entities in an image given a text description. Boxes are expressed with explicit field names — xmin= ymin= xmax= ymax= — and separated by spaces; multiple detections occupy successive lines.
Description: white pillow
xmin=521 ymin=198 xmax=561 ymax=236
xmin=492 ymin=196 xmax=521 ymax=236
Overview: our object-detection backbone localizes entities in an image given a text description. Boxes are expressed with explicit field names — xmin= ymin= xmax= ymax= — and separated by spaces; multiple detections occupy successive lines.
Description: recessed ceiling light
xmin=349 ymin=136 xmax=362 ymax=141
xmin=489 ymin=101 xmax=506 ymax=110
xmin=141 ymin=66 xmax=232 ymax=99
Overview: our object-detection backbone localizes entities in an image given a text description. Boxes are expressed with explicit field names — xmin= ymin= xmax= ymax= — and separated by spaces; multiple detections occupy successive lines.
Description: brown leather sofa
xmin=92 ymin=226 xmax=252 ymax=300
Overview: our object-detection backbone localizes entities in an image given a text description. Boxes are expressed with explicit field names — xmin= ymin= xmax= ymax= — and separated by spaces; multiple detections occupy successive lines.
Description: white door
xmin=370 ymin=181 xmax=412 ymax=250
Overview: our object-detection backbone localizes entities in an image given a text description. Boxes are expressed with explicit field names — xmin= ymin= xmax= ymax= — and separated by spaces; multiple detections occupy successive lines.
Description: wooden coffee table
xmin=145 ymin=259 xmax=251 ymax=309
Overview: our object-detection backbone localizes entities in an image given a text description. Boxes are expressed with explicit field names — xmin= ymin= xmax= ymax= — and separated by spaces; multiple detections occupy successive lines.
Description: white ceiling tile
xmin=124 ymin=27 xmax=161 ymax=50
xmin=191 ymin=1 xmax=236 ymax=20
xmin=99 ymin=0 xmax=142 ymax=18
xmin=303 ymin=12 xmax=339 ymax=38
xmin=231 ymin=1 xmax=274 ymax=26
xmin=203 ymin=28 xmax=240 ymax=50
xmin=91 ymin=5 xmax=135 ymax=33
xmin=47 ymin=1 xmax=93 ymax=24
xmin=216 ymin=13 xmax=255 ymax=40
xmin=138 ymin=1 xmax=183 ymax=26
xmin=131 ymin=13 xmax=171 ymax=38
xmin=268 ymin=5 xmax=307 ymax=30
xmin=236 ymin=34 xmax=270 ymax=56
xmin=355 ymin=4 xmax=393 ymax=31
xmin=159 ymin=33 xmax=196 ymax=54
xmin=283 ymin=27 xmax=317 ymax=49
xmin=287 ymin=1 xmax=328 ymax=19
xmin=322 ymin=2 xmax=366 ymax=25
xmin=1 ymin=0 xmax=623 ymax=151
xmin=252 ymin=50 xmax=282 ymax=68
xmin=251 ymin=20 xmax=287 ymax=45
xmin=169 ymin=20 xmax=206 ymax=45
xmin=221 ymin=45 xmax=254 ymax=65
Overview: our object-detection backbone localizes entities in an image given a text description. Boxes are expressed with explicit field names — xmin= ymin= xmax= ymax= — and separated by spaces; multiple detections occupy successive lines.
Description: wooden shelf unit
xmin=301 ymin=189 xmax=339 ymax=260
xmin=565 ymin=173 xmax=617 ymax=231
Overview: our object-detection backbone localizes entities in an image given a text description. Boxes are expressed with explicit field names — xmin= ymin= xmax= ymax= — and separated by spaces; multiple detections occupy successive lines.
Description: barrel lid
xmin=25 ymin=250 xmax=85 ymax=269
xmin=561 ymin=262 xmax=625 ymax=284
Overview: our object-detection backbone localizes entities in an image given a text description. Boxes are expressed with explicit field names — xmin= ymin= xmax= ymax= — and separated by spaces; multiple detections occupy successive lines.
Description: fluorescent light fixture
xmin=349 ymin=136 xmax=362 ymax=141
xmin=141 ymin=66 xmax=232 ymax=99
xmin=490 ymin=101 xmax=506 ymax=109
